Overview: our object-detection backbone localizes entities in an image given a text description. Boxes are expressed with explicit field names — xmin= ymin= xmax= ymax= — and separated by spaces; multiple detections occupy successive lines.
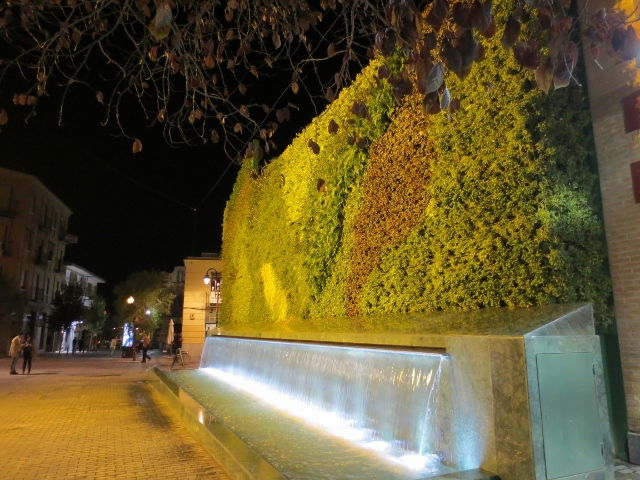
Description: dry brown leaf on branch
xmin=148 ymin=2 xmax=172 ymax=41
xmin=308 ymin=139 xmax=320 ymax=154
xmin=132 ymin=138 xmax=143 ymax=153
xmin=0 ymin=109 xmax=7 ymax=126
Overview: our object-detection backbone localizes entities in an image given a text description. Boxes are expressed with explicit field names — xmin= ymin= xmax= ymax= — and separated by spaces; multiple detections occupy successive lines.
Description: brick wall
xmin=579 ymin=0 xmax=640 ymax=449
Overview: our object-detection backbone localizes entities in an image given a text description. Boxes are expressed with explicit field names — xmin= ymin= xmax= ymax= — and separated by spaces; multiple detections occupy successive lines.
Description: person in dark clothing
xmin=170 ymin=335 xmax=183 ymax=368
xmin=22 ymin=335 xmax=33 ymax=374
xmin=78 ymin=337 xmax=85 ymax=353
xmin=141 ymin=334 xmax=151 ymax=363
xmin=72 ymin=338 xmax=77 ymax=354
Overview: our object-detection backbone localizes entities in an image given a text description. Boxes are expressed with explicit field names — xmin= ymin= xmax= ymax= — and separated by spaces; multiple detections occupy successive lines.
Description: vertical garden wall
xmin=221 ymin=5 xmax=611 ymax=331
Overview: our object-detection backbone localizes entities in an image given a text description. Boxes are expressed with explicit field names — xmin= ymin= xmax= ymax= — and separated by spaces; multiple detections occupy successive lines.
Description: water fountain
xmin=150 ymin=303 xmax=614 ymax=480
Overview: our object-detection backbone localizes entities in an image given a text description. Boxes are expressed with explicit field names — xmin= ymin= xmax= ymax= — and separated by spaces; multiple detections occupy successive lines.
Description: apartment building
xmin=64 ymin=263 xmax=105 ymax=307
xmin=0 ymin=167 xmax=76 ymax=352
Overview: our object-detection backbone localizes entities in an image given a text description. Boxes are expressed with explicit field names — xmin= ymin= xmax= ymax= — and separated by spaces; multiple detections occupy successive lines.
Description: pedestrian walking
xmin=78 ymin=337 xmax=85 ymax=353
xmin=109 ymin=338 xmax=117 ymax=356
xmin=8 ymin=333 xmax=24 ymax=375
xmin=170 ymin=335 xmax=182 ymax=369
xmin=141 ymin=334 xmax=151 ymax=363
xmin=22 ymin=335 xmax=33 ymax=375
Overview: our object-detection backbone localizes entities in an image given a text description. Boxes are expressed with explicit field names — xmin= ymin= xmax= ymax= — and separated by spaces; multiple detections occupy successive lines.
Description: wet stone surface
xmin=616 ymin=461 xmax=640 ymax=479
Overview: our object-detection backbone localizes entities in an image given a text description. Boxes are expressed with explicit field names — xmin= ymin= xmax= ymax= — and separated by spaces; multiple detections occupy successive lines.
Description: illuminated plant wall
xmin=221 ymin=15 xmax=611 ymax=330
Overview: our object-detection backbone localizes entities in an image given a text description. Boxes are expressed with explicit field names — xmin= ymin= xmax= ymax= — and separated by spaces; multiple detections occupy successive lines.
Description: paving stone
xmin=0 ymin=352 xmax=229 ymax=480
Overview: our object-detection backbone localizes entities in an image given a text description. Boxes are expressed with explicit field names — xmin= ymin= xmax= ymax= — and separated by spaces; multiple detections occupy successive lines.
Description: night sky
xmin=0 ymin=69 xmax=325 ymax=294
xmin=0 ymin=85 xmax=241 ymax=289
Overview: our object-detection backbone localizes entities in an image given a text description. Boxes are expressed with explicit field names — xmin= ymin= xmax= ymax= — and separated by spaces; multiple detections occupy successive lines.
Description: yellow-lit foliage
xmin=221 ymin=58 xmax=398 ymax=326
xmin=260 ymin=263 xmax=289 ymax=323
xmin=222 ymin=0 xmax=611 ymax=329
xmin=359 ymin=1 xmax=611 ymax=325
xmin=346 ymin=92 xmax=433 ymax=316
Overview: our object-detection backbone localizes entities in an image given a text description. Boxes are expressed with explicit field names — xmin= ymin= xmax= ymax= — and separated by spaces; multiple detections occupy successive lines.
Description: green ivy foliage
xmin=221 ymin=58 xmax=398 ymax=326
xmin=359 ymin=6 xmax=610 ymax=326
xmin=221 ymin=14 xmax=611 ymax=329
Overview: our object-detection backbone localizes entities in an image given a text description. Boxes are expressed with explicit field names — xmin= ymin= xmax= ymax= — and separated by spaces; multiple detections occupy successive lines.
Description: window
xmin=32 ymin=273 xmax=39 ymax=300
xmin=0 ymin=185 xmax=11 ymax=212
xmin=622 ymin=91 xmax=640 ymax=133
xmin=25 ymin=229 xmax=32 ymax=251
xmin=631 ymin=161 xmax=640 ymax=203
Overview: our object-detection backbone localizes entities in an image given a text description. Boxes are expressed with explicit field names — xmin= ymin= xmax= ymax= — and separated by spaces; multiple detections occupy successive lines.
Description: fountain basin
xmin=149 ymin=303 xmax=614 ymax=480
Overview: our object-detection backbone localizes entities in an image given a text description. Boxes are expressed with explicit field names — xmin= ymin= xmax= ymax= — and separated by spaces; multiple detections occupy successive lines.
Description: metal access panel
xmin=536 ymin=352 xmax=604 ymax=479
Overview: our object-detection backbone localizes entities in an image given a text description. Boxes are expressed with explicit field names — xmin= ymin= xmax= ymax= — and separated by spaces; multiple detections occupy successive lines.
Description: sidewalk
xmin=0 ymin=350 xmax=228 ymax=480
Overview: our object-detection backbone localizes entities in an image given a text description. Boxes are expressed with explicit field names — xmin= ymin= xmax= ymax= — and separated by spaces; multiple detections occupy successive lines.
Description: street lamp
xmin=203 ymin=268 xmax=219 ymax=285
xmin=126 ymin=296 xmax=135 ymax=304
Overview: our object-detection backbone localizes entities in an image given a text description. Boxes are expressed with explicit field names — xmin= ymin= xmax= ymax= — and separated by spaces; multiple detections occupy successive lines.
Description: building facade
xmin=64 ymin=263 xmax=105 ymax=308
xmin=55 ymin=263 xmax=106 ymax=353
xmin=580 ymin=0 xmax=640 ymax=462
xmin=0 ymin=167 xmax=76 ymax=353
xmin=181 ymin=253 xmax=222 ymax=361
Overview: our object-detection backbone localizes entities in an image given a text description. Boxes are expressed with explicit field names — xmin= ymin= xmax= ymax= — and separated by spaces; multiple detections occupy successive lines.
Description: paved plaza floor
xmin=0 ymin=350 xmax=228 ymax=480
xmin=0 ymin=350 xmax=638 ymax=480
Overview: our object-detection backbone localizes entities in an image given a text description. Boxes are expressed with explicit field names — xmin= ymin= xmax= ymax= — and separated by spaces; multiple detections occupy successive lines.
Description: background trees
xmin=49 ymin=283 xmax=86 ymax=333
xmin=83 ymin=295 xmax=108 ymax=345
xmin=113 ymin=270 xmax=175 ymax=337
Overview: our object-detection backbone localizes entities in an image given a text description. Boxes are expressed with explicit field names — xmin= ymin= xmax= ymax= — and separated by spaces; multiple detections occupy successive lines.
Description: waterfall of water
xmin=199 ymin=336 xmax=449 ymax=472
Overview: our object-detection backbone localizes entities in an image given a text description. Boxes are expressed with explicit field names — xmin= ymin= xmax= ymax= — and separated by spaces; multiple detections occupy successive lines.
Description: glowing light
xmin=201 ymin=367 xmax=440 ymax=472
xmin=145 ymin=309 xmax=151 ymax=315
xmin=398 ymin=454 xmax=431 ymax=471
xmin=126 ymin=296 xmax=135 ymax=304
